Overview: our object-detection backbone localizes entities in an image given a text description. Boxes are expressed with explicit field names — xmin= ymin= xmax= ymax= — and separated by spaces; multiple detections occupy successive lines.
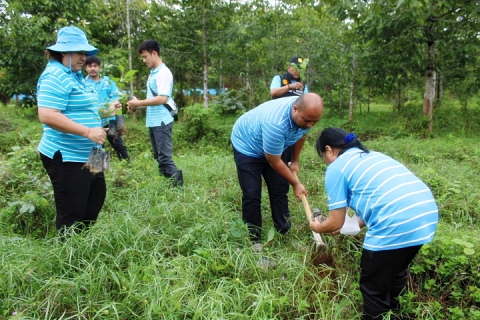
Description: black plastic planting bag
xmin=84 ymin=147 xmax=110 ymax=174
xmin=107 ymin=119 xmax=117 ymax=138
xmin=115 ymin=114 xmax=126 ymax=134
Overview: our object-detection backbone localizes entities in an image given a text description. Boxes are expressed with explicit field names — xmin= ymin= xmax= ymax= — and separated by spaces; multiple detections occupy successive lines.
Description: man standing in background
xmin=127 ymin=40 xmax=183 ymax=187
xmin=85 ymin=56 xmax=130 ymax=162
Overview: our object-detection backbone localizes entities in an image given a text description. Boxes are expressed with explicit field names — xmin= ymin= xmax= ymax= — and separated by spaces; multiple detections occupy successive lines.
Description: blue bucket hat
xmin=46 ymin=26 xmax=98 ymax=56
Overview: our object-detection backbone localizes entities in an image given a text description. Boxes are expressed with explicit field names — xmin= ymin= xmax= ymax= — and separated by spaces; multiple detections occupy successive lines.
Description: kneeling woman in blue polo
xmin=311 ymin=127 xmax=438 ymax=320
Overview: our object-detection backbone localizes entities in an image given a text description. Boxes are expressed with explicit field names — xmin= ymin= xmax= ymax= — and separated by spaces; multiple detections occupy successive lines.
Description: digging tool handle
xmin=292 ymin=171 xmax=312 ymax=223
xmin=301 ymin=194 xmax=313 ymax=224
xmin=293 ymin=172 xmax=326 ymax=247
xmin=292 ymin=171 xmax=315 ymax=224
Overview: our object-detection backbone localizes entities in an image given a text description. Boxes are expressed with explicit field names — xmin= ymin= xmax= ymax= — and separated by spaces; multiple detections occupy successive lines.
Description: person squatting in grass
xmin=85 ymin=55 xmax=130 ymax=162
xmin=127 ymin=39 xmax=183 ymax=187
xmin=311 ymin=127 xmax=439 ymax=320
xmin=231 ymin=93 xmax=324 ymax=244
xmin=37 ymin=26 xmax=121 ymax=234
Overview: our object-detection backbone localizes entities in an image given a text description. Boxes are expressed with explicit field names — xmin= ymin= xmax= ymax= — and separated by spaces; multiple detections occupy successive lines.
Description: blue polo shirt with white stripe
xmin=231 ymin=96 xmax=309 ymax=157
xmin=325 ymin=148 xmax=438 ymax=251
xmin=146 ymin=64 xmax=174 ymax=127
xmin=37 ymin=60 xmax=101 ymax=162
xmin=85 ymin=75 xmax=119 ymax=125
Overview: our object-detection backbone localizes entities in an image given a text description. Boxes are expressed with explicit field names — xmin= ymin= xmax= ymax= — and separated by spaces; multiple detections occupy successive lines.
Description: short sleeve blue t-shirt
xmin=37 ymin=61 xmax=101 ymax=162
xmin=85 ymin=75 xmax=120 ymax=124
xmin=231 ymin=96 xmax=310 ymax=158
xmin=146 ymin=64 xmax=174 ymax=127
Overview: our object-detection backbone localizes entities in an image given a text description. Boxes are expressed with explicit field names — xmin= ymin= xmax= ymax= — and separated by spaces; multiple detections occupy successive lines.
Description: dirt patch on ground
xmin=312 ymin=251 xmax=336 ymax=278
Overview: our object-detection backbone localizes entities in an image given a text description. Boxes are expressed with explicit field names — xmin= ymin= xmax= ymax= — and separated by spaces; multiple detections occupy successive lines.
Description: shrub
xmin=409 ymin=224 xmax=480 ymax=319
xmin=0 ymin=144 xmax=55 ymax=238
xmin=211 ymin=89 xmax=247 ymax=115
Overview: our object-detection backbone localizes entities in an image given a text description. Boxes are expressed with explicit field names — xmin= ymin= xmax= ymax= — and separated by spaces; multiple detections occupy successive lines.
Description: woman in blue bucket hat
xmin=37 ymin=26 xmax=120 ymax=236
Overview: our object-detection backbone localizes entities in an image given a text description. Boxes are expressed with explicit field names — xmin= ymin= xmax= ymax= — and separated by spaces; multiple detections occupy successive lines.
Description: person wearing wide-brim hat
xmin=37 ymin=26 xmax=120 ymax=235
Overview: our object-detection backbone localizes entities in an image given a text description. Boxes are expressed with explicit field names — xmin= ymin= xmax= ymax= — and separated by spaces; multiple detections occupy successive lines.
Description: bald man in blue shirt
xmin=231 ymin=93 xmax=323 ymax=243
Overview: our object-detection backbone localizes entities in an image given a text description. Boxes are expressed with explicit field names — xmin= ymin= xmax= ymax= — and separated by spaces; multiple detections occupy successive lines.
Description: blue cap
xmin=47 ymin=26 xmax=98 ymax=56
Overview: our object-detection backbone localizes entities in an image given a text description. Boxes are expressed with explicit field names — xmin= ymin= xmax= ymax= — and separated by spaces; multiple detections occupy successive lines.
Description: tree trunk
xmin=367 ymin=87 xmax=370 ymax=113
xmin=359 ymin=96 xmax=362 ymax=115
xmin=339 ymin=85 xmax=342 ymax=117
xmin=349 ymin=55 xmax=356 ymax=121
xmin=436 ymin=72 xmax=443 ymax=108
xmin=126 ymin=0 xmax=137 ymax=120
xmin=423 ymin=39 xmax=435 ymax=132
xmin=126 ymin=0 xmax=134 ymax=96
xmin=338 ymin=67 xmax=343 ymax=117
xmin=219 ymin=60 xmax=223 ymax=92
xmin=397 ymin=86 xmax=402 ymax=112
xmin=245 ymin=67 xmax=251 ymax=108
xmin=349 ymin=81 xmax=354 ymax=122
xmin=202 ymin=2 xmax=208 ymax=108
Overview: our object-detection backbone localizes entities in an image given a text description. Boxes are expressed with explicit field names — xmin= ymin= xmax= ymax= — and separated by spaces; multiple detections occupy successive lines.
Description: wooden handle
xmin=293 ymin=172 xmax=313 ymax=223
xmin=293 ymin=172 xmax=326 ymax=247
xmin=301 ymin=194 xmax=313 ymax=224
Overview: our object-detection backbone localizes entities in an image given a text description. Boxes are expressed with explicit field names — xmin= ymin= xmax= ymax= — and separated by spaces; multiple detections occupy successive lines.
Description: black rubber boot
xmin=115 ymin=114 xmax=126 ymax=133
xmin=171 ymin=170 xmax=183 ymax=187
xmin=389 ymin=271 xmax=408 ymax=311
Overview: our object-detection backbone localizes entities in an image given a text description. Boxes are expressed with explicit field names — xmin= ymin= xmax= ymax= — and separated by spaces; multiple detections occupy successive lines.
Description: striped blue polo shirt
xmin=85 ymin=75 xmax=120 ymax=125
xmin=231 ymin=96 xmax=310 ymax=157
xmin=325 ymin=148 xmax=438 ymax=251
xmin=146 ymin=64 xmax=174 ymax=127
xmin=37 ymin=60 xmax=102 ymax=162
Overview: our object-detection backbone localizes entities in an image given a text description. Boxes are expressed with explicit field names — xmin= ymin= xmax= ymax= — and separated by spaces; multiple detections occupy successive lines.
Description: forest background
xmin=1 ymin=0 xmax=479 ymax=319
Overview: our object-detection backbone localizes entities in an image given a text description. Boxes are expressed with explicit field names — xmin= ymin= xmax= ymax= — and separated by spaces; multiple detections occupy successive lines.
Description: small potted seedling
xmin=97 ymin=101 xmax=118 ymax=138
xmin=108 ymin=64 xmax=138 ymax=136
xmin=115 ymin=102 xmax=126 ymax=135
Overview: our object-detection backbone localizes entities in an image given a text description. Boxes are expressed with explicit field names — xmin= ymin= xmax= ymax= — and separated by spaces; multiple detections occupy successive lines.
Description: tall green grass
xmin=0 ymin=101 xmax=479 ymax=319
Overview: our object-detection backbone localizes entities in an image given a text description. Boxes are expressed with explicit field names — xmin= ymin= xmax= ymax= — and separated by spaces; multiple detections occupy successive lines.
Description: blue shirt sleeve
xmin=325 ymin=166 xmax=349 ymax=210
xmin=37 ymin=71 xmax=71 ymax=111
xmin=270 ymin=75 xmax=282 ymax=90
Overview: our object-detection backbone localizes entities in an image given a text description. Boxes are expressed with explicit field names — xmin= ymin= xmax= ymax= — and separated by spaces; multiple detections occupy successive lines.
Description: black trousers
xmin=233 ymin=147 xmax=290 ymax=242
xmin=40 ymin=151 xmax=106 ymax=231
xmin=149 ymin=122 xmax=178 ymax=177
xmin=360 ymin=245 xmax=422 ymax=318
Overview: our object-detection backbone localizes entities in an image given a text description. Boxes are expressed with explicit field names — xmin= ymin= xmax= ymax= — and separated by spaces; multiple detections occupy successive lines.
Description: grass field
xmin=0 ymin=100 xmax=479 ymax=319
